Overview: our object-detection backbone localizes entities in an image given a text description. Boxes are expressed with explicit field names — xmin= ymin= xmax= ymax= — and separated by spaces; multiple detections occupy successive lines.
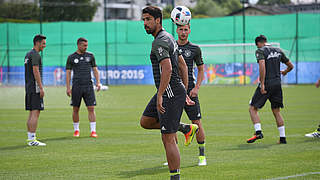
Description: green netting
xmin=0 ymin=13 xmax=319 ymax=67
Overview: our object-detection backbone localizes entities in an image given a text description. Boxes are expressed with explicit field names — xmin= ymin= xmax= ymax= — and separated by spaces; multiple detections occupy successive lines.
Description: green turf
xmin=0 ymin=85 xmax=319 ymax=180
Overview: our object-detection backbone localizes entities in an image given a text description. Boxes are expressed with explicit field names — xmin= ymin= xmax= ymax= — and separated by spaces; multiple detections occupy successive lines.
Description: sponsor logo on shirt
xmin=267 ymin=52 xmax=281 ymax=59
xmin=74 ymin=59 xmax=79 ymax=63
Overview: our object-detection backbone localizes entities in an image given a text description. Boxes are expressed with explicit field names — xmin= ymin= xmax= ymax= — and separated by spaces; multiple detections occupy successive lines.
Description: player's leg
xmin=140 ymin=116 xmax=160 ymax=129
xmin=162 ymin=133 xmax=180 ymax=179
xmin=191 ymin=119 xmax=206 ymax=165
xmin=185 ymin=96 xmax=206 ymax=165
xmin=305 ymin=123 xmax=320 ymax=138
xmin=26 ymin=93 xmax=45 ymax=146
xmin=27 ymin=110 xmax=40 ymax=138
xmin=269 ymin=84 xmax=286 ymax=144
xmin=160 ymin=87 xmax=185 ymax=180
xmin=87 ymin=106 xmax=97 ymax=137
xmin=71 ymin=86 xmax=82 ymax=137
xmin=140 ymin=93 xmax=161 ymax=129
xmin=247 ymin=86 xmax=267 ymax=143
xmin=179 ymin=96 xmax=199 ymax=146
xmin=192 ymin=119 xmax=205 ymax=143
xmin=72 ymin=106 xmax=80 ymax=137
xmin=83 ymin=85 xmax=97 ymax=137
xmin=272 ymin=108 xmax=286 ymax=144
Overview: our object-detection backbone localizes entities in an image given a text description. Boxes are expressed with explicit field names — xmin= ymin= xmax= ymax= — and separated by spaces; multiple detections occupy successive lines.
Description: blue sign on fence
xmin=1 ymin=62 xmax=319 ymax=86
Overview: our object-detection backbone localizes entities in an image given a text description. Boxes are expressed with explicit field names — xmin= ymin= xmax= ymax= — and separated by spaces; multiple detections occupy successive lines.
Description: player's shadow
xmin=41 ymin=136 xmax=89 ymax=142
xmin=223 ymin=143 xmax=274 ymax=151
xmin=118 ymin=164 xmax=197 ymax=179
xmin=0 ymin=136 xmax=82 ymax=151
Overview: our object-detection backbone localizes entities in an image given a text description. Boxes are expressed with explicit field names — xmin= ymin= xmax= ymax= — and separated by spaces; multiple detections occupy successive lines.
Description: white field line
xmin=264 ymin=172 xmax=320 ymax=180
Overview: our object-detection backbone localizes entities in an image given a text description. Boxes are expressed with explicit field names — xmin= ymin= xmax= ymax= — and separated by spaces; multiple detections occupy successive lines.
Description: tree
xmin=257 ymin=0 xmax=291 ymax=5
xmin=219 ymin=0 xmax=242 ymax=14
xmin=163 ymin=5 xmax=173 ymax=19
xmin=191 ymin=0 xmax=226 ymax=18
xmin=42 ymin=0 xmax=99 ymax=22
xmin=0 ymin=0 xmax=39 ymax=21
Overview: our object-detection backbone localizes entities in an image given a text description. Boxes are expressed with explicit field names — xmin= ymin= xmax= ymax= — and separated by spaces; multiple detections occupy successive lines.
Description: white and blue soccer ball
xmin=171 ymin=6 xmax=192 ymax=26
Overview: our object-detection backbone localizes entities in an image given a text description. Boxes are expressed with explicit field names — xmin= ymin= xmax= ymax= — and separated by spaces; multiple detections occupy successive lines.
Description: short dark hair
xmin=33 ymin=34 xmax=46 ymax=45
xmin=77 ymin=37 xmax=88 ymax=45
xmin=177 ymin=23 xmax=190 ymax=28
xmin=142 ymin=6 xmax=162 ymax=25
xmin=255 ymin=35 xmax=267 ymax=45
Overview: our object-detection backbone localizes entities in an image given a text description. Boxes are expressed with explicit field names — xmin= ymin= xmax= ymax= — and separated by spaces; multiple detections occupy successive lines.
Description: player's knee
xmin=87 ymin=106 xmax=95 ymax=113
xmin=249 ymin=106 xmax=257 ymax=113
xmin=140 ymin=117 xmax=148 ymax=129
xmin=73 ymin=107 xmax=80 ymax=113
xmin=161 ymin=134 xmax=176 ymax=144
xmin=271 ymin=108 xmax=280 ymax=115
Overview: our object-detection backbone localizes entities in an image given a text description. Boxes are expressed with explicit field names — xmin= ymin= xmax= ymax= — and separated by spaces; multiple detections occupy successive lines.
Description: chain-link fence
xmin=0 ymin=0 xmax=320 ymax=86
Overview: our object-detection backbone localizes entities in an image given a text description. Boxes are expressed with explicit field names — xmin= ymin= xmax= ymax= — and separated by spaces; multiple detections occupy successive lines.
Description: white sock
xmin=73 ymin=122 xmax=79 ymax=131
xmin=254 ymin=123 xmax=262 ymax=132
xmin=90 ymin=122 xmax=96 ymax=132
xmin=278 ymin=126 xmax=286 ymax=137
xmin=27 ymin=132 xmax=36 ymax=141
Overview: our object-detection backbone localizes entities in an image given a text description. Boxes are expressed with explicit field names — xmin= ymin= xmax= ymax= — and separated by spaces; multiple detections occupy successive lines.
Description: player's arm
xmin=178 ymin=55 xmax=195 ymax=105
xmin=66 ymin=70 xmax=71 ymax=96
xmin=280 ymin=50 xmax=294 ymax=76
xmin=91 ymin=55 xmax=101 ymax=91
xmin=190 ymin=47 xmax=204 ymax=97
xmin=157 ymin=58 xmax=172 ymax=114
xmin=32 ymin=66 xmax=44 ymax=98
xmin=255 ymin=49 xmax=266 ymax=94
xmin=281 ymin=61 xmax=293 ymax=76
xmin=93 ymin=67 xmax=101 ymax=92
xmin=32 ymin=53 xmax=44 ymax=98
xmin=66 ymin=56 xmax=72 ymax=97
xmin=178 ymin=55 xmax=188 ymax=90
xmin=281 ymin=61 xmax=294 ymax=76
xmin=189 ymin=64 xmax=204 ymax=97
xmin=258 ymin=59 xmax=267 ymax=94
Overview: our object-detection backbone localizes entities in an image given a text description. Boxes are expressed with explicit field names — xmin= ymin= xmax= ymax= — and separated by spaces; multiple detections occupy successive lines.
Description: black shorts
xmin=25 ymin=93 xmax=44 ymax=111
xmin=71 ymin=85 xmax=96 ymax=107
xmin=143 ymin=84 xmax=186 ymax=134
xmin=184 ymin=96 xmax=202 ymax=121
xmin=250 ymin=84 xmax=283 ymax=109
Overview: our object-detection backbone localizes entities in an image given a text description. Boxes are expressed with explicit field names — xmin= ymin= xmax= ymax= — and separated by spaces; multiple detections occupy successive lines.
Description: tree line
xmin=0 ymin=0 xmax=291 ymax=22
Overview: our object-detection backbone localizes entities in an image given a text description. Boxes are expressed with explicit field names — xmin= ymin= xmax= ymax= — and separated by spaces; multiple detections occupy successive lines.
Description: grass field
xmin=0 ymin=85 xmax=319 ymax=180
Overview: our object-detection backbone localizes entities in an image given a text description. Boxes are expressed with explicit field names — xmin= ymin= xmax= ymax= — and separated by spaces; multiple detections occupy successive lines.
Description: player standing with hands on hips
xmin=66 ymin=37 xmax=101 ymax=138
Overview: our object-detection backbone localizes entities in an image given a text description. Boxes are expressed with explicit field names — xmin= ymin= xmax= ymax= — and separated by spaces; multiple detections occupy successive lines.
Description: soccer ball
xmin=171 ymin=6 xmax=191 ymax=26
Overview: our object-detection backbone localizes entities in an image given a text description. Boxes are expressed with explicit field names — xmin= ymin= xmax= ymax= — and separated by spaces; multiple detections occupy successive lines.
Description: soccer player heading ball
xmin=171 ymin=6 xmax=191 ymax=26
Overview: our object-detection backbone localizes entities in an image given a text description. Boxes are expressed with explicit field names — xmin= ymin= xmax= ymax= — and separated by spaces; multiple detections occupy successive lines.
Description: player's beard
xmin=79 ymin=48 xmax=87 ymax=54
xmin=144 ymin=25 xmax=154 ymax=34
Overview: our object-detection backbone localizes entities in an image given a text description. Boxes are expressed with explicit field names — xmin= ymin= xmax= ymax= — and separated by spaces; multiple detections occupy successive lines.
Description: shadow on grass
xmin=117 ymin=164 xmax=198 ymax=179
xmin=302 ymin=138 xmax=320 ymax=143
xmin=0 ymin=136 xmax=88 ymax=151
xmin=41 ymin=136 xmax=90 ymax=142
xmin=222 ymin=143 xmax=274 ymax=151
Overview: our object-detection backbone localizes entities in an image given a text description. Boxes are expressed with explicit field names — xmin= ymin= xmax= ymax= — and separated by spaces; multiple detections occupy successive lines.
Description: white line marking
xmin=264 ymin=172 xmax=320 ymax=180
